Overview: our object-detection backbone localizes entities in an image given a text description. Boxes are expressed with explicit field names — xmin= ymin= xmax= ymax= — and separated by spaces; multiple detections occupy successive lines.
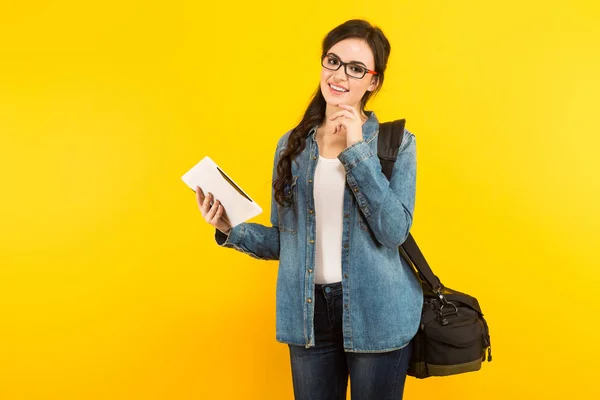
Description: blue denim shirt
xmin=215 ymin=111 xmax=423 ymax=353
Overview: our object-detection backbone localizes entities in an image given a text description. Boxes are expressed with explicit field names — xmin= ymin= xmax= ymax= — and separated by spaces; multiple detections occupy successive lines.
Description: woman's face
xmin=320 ymin=38 xmax=379 ymax=110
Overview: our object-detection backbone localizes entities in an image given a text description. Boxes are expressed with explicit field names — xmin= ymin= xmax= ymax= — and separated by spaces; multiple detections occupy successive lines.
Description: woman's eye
xmin=328 ymin=57 xmax=340 ymax=65
xmin=350 ymin=65 xmax=365 ymax=74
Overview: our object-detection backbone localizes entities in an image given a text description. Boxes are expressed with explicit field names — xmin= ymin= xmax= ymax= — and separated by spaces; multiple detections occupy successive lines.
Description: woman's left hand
xmin=329 ymin=104 xmax=364 ymax=148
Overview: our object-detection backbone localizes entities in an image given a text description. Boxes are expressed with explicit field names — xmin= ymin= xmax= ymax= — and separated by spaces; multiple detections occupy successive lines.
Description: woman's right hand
xmin=195 ymin=186 xmax=232 ymax=235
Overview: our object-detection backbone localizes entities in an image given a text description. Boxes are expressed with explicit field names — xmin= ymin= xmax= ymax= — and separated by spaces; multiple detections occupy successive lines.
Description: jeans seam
xmin=326 ymin=292 xmax=335 ymax=332
xmin=337 ymin=359 xmax=346 ymax=400
xmin=390 ymin=346 xmax=405 ymax=399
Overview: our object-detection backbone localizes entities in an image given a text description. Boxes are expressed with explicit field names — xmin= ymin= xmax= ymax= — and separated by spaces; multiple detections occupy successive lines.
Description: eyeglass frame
xmin=321 ymin=53 xmax=378 ymax=79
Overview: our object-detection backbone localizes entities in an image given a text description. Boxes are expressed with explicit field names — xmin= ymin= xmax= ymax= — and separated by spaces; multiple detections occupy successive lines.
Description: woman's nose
xmin=333 ymin=66 xmax=348 ymax=81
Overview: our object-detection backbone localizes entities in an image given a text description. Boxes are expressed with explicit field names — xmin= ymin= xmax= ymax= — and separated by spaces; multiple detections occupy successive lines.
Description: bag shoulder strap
xmin=377 ymin=120 xmax=444 ymax=293
xmin=377 ymin=119 xmax=406 ymax=170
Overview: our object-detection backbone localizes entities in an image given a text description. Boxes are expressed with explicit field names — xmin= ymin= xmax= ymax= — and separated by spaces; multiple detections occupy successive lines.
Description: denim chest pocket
xmin=277 ymin=175 xmax=299 ymax=234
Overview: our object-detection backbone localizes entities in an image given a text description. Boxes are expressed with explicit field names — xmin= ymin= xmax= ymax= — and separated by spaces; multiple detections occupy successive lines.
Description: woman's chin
xmin=325 ymin=98 xmax=357 ymax=108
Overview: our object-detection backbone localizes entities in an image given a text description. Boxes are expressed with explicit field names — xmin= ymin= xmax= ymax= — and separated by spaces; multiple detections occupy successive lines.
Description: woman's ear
xmin=367 ymin=75 xmax=379 ymax=92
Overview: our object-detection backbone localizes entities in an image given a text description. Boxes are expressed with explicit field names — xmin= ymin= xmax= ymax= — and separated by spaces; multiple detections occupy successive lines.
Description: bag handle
xmin=378 ymin=120 xmax=444 ymax=294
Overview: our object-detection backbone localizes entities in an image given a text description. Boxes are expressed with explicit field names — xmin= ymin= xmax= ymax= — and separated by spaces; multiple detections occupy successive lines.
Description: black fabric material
xmin=377 ymin=120 xmax=493 ymax=379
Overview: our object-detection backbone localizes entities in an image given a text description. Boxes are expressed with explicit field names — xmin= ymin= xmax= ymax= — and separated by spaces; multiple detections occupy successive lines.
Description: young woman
xmin=195 ymin=19 xmax=423 ymax=400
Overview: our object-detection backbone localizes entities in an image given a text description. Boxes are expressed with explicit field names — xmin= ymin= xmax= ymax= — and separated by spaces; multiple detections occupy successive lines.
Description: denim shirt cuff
xmin=337 ymin=140 xmax=375 ymax=171
xmin=214 ymin=223 xmax=245 ymax=247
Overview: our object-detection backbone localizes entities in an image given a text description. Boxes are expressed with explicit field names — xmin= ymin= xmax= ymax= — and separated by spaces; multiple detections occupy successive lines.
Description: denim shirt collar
xmin=307 ymin=110 xmax=379 ymax=142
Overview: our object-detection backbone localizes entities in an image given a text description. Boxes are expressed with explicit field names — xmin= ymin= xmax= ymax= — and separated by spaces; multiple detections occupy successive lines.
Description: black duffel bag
xmin=378 ymin=120 xmax=493 ymax=379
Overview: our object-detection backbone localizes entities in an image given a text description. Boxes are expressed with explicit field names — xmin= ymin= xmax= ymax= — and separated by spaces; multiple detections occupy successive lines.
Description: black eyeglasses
xmin=321 ymin=53 xmax=378 ymax=79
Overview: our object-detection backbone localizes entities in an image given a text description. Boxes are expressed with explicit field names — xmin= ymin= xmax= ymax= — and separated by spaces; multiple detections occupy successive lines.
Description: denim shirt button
xmin=313 ymin=156 xmax=317 ymax=160
xmin=309 ymin=239 xmax=315 ymax=244
xmin=308 ymin=179 xmax=313 ymax=183
xmin=308 ymin=269 xmax=313 ymax=273
xmin=344 ymin=273 xmax=348 ymax=279
xmin=307 ymin=298 xmax=312 ymax=303
xmin=344 ymin=243 xmax=349 ymax=248
xmin=353 ymin=188 xmax=359 ymax=192
xmin=309 ymin=209 xmax=314 ymax=214
xmin=344 ymin=213 xmax=350 ymax=218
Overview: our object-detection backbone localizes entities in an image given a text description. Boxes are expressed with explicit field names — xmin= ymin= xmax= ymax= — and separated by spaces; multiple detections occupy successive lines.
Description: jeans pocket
xmin=277 ymin=175 xmax=298 ymax=234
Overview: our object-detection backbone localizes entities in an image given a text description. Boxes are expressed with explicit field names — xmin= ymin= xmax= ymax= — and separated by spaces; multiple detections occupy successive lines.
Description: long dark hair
xmin=273 ymin=19 xmax=391 ymax=207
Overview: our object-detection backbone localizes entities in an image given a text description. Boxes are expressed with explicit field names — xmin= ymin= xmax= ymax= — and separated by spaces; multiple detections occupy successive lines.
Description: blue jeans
xmin=288 ymin=282 xmax=413 ymax=400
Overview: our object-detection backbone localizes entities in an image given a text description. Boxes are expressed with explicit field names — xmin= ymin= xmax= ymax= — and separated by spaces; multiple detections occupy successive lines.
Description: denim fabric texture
xmin=288 ymin=282 xmax=413 ymax=400
xmin=215 ymin=111 xmax=423 ymax=352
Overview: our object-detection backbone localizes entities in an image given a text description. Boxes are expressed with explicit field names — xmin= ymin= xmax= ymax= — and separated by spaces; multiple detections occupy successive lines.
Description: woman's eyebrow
xmin=328 ymin=52 xmax=368 ymax=67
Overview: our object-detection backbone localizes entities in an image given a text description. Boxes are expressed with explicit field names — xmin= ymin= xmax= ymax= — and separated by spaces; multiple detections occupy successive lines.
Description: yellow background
xmin=1 ymin=0 xmax=598 ymax=399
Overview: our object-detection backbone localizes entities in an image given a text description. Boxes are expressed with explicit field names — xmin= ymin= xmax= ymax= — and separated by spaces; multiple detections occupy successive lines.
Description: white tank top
xmin=313 ymin=155 xmax=346 ymax=284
